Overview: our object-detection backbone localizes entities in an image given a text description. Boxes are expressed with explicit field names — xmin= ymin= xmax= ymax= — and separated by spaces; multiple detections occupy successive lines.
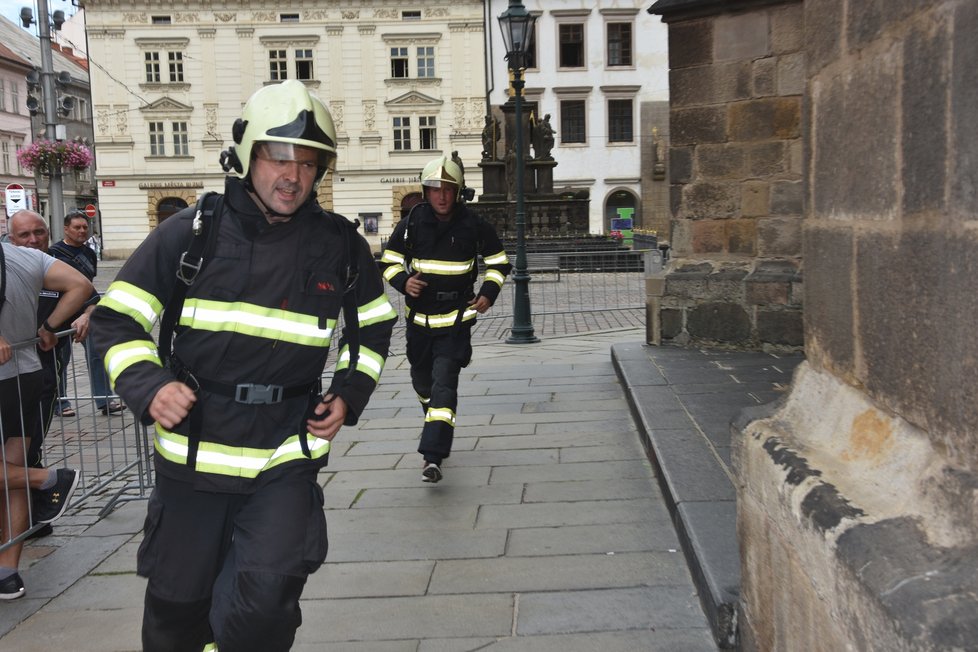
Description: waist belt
xmin=171 ymin=361 xmax=316 ymax=405
xmin=435 ymin=291 xmax=460 ymax=301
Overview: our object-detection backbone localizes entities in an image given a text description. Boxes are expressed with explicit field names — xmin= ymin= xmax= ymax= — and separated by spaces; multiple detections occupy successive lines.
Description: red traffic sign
xmin=84 ymin=203 xmax=97 ymax=218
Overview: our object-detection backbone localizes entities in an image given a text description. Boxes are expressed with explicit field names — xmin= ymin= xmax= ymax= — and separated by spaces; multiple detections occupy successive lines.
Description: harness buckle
xmin=176 ymin=251 xmax=204 ymax=286
xmin=235 ymin=383 xmax=284 ymax=405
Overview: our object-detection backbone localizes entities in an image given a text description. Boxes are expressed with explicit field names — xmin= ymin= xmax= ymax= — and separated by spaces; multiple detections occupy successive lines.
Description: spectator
xmin=0 ymin=241 xmax=89 ymax=599
xmin=48 ymin=210 xmax=122 ymax=416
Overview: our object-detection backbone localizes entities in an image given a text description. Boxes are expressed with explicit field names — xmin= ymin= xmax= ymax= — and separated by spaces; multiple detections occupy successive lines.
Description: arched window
xmin=157 ymin=197 xmax=188 ymax=224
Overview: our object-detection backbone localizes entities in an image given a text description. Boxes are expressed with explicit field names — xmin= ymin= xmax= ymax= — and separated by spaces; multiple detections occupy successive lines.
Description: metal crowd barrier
xmin=0 ymin=330 xmax=153 ymax=553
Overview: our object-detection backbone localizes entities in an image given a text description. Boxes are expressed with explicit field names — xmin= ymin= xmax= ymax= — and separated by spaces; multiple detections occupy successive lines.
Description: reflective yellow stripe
xmin=382 ymin=264 xmax=405 ymax=281
xmin=100 ymin=281 xmax=163 ymax=332
xmin=155 ymin=426 xmax=330 ymax=478
xmin=335 ymin=345 xmax=385 ymax=381
xmin=408 ymin=306 xmax=478 ymax=328
xmin=483 ymin=251 xmax=509 ymax=265
xmin=358 ymin=294 xmax=397 ymax=327
xmin=425 ymin=407 xmax=456 ymax=426
xmin=180 ymin=298 xmax=334 ymax=346
xmin=202 ymin=644 xmax=218 ymax=652
xmin=413 ymin=258 xmax=474 ymax=275
xmin=380 ymin=249 xmax=404 ymax=264
xmin=485 ymin=269 xmax=505 ymax=286
xmin=105 ymin=339 xmax=162 ymax=387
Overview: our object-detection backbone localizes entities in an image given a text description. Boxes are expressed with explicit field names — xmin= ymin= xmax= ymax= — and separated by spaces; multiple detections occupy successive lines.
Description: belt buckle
xmin=436 ymin=291 xmax=458 ymax=301
xmin=235 ymin=383 xmax=283 ymax=404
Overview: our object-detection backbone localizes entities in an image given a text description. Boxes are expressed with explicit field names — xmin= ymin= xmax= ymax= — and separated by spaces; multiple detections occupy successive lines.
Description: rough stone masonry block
xmin=811 ymin=45 xmax=898 ymax=218
xmin=771 ymin=180 xmax=803 ymax=216
xmin=687 ymin=302 xmax=751 ymax=344
xmin=670 ymin=146 xmax=693 ymax=184
xmin=757 ymin=309 xmax=803 ymax=347
xmin=669 ymin=18 xmax=713 ymax=70
xmin=661 ymin=307 xmax=683 ymax=340
xmin=757 ymin=217 xmax=802 ymax=257
xmin=728 ymin=97 xmax=801 ymax=142
xmin=697 ymin=144 xmax=746 ymax=179
xmin=771 ymin=2 xmax=804 ymax=55
xmin=726 ymin=218 xmax=757 ymax=255
xmin=714 ymin=11 xmax=770 ymax=62
xmin=777 ymin=51 xmax=806 ymax=96
xmin=805 ymin=0 xmax=844 ymax=75
xmin=671 ymin=106 xmax=727 ymax=145
xmin=683 ymin=181 xmax=741 ymax=219
xmin=671 ymin=63 xmax=751 ymax=108
xmin=742 ymin=181 xmax=770 ymax=218
xmin=802 ymin=224 xmax=854 ymax=372
xmin=691 ymin=219 xmax=725 ymax=254
xmin=747 ymin=141 xmax=787 ymax=177
xmin=951 ymin=0 xmax=978 ymax=215
xmin=752 ymin=57 xmax=776 ymax=97
xmin=902 ymin=15 xmax=948 ymax=216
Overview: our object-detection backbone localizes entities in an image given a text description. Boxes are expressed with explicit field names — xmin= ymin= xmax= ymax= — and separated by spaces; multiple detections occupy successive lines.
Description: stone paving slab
xmin=5 ymin=329 xmax=717 ymax=650
xmin=613 ymin=341 xmax=803 ymax=649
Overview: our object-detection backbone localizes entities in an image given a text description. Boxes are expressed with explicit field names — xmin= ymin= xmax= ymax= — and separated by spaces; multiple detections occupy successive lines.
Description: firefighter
xmin=90 ymin=80 xmax=396 ymax=652
xmin=380 ymin=155 xmax=512 ymax=483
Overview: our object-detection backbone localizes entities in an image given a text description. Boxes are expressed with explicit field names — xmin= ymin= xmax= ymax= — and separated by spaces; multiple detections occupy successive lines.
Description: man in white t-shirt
xmin=0 ymin=242 xmax=92 ymax=600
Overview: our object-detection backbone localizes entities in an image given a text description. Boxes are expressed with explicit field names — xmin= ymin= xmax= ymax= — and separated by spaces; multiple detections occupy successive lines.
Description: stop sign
xmin=84 ymin=203 xmax=97 ymax=218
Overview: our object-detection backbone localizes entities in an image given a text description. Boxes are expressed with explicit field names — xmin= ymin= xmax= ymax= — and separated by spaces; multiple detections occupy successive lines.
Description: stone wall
xmin=736 ymin=0 xmax=978 ymax=649
xmin=655 ymin=0 xmax=805 ymax=349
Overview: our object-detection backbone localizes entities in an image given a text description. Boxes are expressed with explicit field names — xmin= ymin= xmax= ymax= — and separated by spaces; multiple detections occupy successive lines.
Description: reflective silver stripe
xmin=425 ymin=407 xmax=456 ymax=426
xmin=409 ymin=307 xmax=478 ymax=328
xmin=413 ymin=258 xmax=474 ymax=275
xmin=180 ymin=298 xmax=333 ymax=346
xmin=483 ymin=251 xmax=509 ymax=265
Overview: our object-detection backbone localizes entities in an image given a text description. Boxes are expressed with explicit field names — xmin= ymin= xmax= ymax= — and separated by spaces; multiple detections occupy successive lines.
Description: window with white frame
xmin=417 ymin=47 xmax=435 ymax=78
xmin=145 ymin=50 xmax=186 ymax=83
xmin=607 ymin=23 xmax=633 ymax=67
xmin=393 ymin=116 xmax=411 ymax=150
xmin=149 ymin=121 xmax=165 ymax=155
xmin=2 ymin=141 xmax=9 ymax=173
xmin=11 ymin=81 xmax=19 ymax=115
xmin=559 ymin=99 xmax=587 ymax=144
xmin=172 ymin=121 xmax=189 ymax=155
xmin=419 ymin=116 xmax=437 ymax=150
xmin=608 ymin=99 xmax=633 ymax=143
xmin=295 ymin=48 xmax=315 ymax=80
xmin=0 ymin=80 xmax=6 ymax=113
xmin=269 ymin=50 xmax=288 ymax=81
xmin=168 ymin=51 xmax=184 ymax=82
xmin=145 ymin=52 xmax=161 ymax=83
xmin=558 ymin=23 xmax=585 ymax=69
xmin=391 ymin=47 xmax=409 ymax=78
xmin=15 ymin=144 xmax=22 ymax=174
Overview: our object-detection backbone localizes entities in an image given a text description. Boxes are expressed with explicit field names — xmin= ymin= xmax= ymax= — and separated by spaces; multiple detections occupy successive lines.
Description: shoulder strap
xmin=158 ymin=192 xmax=223 ymax=364
xmin=0 ymin=244 xmax=6 ymax=321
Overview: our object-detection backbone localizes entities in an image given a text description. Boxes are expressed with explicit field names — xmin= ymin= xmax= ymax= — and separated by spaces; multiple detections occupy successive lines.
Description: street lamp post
xmin=498 ymin=0 xmax=539 ymax=344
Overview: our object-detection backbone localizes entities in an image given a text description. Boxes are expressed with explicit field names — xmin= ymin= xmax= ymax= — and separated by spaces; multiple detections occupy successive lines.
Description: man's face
xmin=9 ymin=214 xmax=49 ymax=251
xmin=249 ymin=142 xmax=320 ymax=218
xmin=64 ymin=216 xmax=90 ymax=246
xmin=427 ymin=183 xmax=457 ymax=220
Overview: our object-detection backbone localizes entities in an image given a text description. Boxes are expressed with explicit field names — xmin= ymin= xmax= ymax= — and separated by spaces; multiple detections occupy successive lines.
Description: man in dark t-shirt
xmin=46 ymin=211 xmax=121 ymax=416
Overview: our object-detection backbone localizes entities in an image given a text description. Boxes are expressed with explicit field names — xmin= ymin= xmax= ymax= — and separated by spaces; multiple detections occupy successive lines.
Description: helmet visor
xmin=253 ymin=141 xmax=334 ymax=172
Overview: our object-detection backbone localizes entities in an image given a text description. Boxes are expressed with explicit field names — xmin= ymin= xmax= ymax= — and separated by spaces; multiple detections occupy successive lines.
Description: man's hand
xmin=405 ymin=272 xmax=427 ymax=298
xmin=149 ymin=381 xmax=197 ymax=429
xmin=468 ymin=295 xmax=492 ymax=314
xmin=306 ymin=393 xmax=348 ymax=441
xmin=0 ymin=335 xmax=11 ymax=365
xmin=71 ymin=307 xmax=94 ymax=342
xmin=36 ymin=328 xmax=57 ymax=351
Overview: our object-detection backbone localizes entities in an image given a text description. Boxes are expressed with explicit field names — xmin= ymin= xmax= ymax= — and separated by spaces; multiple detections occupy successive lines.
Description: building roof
xmin=0 ymin=14 xmax=88 ymax=84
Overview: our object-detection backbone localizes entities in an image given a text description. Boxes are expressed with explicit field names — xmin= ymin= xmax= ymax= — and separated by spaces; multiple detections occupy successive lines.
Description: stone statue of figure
xmin=481 ymin=115 xmax=501 ymax=161
xmin=532 ymin=113 xmax=555 ymax=161
xmin=505 ymin=146 xmax=517 ymax=198
xmin=451 ymin=150 xmax=465 ymax=179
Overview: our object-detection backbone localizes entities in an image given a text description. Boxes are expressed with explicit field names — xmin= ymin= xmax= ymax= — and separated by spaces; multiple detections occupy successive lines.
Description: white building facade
xmin=485 ymin=0 xmax=669 ymax=235
xmin=81 ymin=1 xmax=487 ymax=258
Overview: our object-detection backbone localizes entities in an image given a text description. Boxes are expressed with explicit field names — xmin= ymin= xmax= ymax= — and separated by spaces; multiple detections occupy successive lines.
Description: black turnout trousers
xmin=139 ymin=469 xmax=328 ymax=652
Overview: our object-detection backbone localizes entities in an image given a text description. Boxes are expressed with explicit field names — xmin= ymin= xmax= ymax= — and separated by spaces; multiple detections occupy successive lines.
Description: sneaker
xmin=0 ymin=573 xmax=25 ymax=600
xmin=33 ymin=469 xmax=80 ymax=524
xmin=422 ymin=463 xmax=443 ymax=484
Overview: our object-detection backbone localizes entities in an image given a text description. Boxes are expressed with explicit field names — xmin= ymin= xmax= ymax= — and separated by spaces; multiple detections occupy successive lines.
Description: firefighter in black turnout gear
xmin=380 ymin=155 xmax=511 ymax=483
xmin=90 ymin=80 xmax=396 ymax=652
